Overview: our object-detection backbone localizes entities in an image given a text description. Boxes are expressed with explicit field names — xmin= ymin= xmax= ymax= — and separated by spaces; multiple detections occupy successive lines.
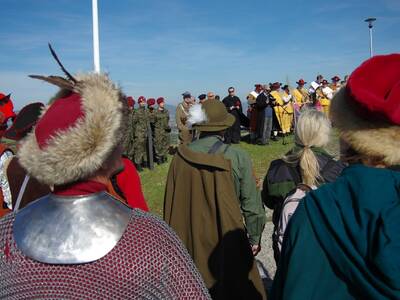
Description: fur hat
xmin=18 ymin=73 xmax=126 ymax=186
xmin=330 ymin=54 xmax=400 ymax=165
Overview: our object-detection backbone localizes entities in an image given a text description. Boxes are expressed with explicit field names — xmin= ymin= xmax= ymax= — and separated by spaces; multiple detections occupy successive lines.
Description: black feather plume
xmin=48 ymin=43 xmax=77 ymax=83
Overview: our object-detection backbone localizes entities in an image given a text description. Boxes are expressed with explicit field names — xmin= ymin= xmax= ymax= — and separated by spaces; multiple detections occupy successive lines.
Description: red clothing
xmin=54 ymin=180 xmax=107 ymax=196
xmin=116 ymin=158 xmax=149 ymax=211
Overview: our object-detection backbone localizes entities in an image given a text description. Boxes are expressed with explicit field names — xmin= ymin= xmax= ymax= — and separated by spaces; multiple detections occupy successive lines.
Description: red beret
xmin=147 ymin=98 xmax=156 ymax=106
xmin=138 ymin=96 xmax=146 ymax=103
xmin=126 ymin=96 xmax=135 ymax=107
xmin=347 ymin=54 xmax=400 ymax=125
xmin=157 ymin=97 xmax=165 ymax=105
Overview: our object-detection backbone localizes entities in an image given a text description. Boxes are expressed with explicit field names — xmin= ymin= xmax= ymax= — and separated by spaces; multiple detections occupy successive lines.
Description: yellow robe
xmin=292 ymin=88 xmax=309 ymax=106
xmin=270 ymin=90 xmax=292 ymax=134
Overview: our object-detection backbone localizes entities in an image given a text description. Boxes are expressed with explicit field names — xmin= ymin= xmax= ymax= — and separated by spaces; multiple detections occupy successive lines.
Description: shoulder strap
xmin=14 ymin=175 xmax=30 ymax=212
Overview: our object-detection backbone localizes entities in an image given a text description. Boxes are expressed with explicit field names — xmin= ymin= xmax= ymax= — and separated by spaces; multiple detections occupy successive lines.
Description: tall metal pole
xmin=369 ymin=25 xmax=373 ymax=57
xmin=365 ymin=18 xmax=376 ymax=58
xmin=92 ymin=0 xmax=101 ymax=73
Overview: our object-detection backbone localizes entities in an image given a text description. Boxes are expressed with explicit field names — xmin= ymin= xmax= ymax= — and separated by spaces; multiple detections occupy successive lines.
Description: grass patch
xmin=142 ymin=134 xmax=296 ymax=216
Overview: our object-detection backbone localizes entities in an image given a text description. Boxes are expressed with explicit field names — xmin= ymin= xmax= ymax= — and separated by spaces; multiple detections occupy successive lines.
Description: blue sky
xmin=1 ymin=0 xmax=399 ymax=108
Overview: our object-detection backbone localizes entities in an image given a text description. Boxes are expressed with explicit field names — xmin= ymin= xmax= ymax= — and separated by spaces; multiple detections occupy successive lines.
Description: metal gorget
xmin=13 ymin=191 xmax=131 ymax=265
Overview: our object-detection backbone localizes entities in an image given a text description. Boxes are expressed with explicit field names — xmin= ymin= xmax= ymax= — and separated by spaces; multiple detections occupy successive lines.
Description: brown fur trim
xmin=330 ymin=87 xmax=400 ymax=166
xmin=18 ymin=73 xmax=126 ymax=186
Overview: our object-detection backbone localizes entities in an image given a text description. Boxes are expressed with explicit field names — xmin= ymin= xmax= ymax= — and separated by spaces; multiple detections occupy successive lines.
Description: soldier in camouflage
xmin=154 ymin=97 xmax=171 ymax=164
xmin=133 ymin=96 xmax=148 ymax=171
xmin=123 ymin=96 xmax=136 ymax=162
xmin=147 ymin=98 xmax=157 ymax=169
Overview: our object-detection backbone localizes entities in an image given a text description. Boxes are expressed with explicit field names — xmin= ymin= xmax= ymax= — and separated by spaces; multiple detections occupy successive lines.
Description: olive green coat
xmin=164 ymin=138 xmax=266 ymax=300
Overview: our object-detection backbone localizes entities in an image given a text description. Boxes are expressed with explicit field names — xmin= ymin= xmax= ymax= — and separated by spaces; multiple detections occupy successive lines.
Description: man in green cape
xmin=164 ymin=100 xmax=266 ymax=299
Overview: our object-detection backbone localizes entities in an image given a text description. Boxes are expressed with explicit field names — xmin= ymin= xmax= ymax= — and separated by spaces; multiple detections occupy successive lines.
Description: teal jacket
xmin=271 ymin=164 xmax=400 ymax=299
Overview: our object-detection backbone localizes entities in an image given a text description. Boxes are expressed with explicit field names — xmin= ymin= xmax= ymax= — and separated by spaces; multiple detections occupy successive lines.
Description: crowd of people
xmin=0 ymin=51 xmax=399 ymax=300
xmin=123 ymin=96 xmax=171 ymax=171
xmin=175 ymin=75 xmax=348 ymax=148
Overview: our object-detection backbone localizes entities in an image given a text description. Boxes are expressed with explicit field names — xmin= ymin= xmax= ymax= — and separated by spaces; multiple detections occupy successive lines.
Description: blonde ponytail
xmin=283 ymin=109 xmax=331 ymax=186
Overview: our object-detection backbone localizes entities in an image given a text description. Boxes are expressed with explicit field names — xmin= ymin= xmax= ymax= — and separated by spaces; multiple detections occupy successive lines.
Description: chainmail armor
xmin=0 ymin=209 xmax=211 ymax=299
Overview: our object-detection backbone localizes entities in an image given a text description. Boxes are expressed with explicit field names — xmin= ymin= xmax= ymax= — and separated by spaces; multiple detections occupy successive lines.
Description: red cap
xmin=331 ymin=76 xmax=341 ymax=82
xmin=347 ymin=54 xmax=400 ymax=125
xmin=157 ymin=97 xmax=165 ymax=105
xmin=126 ymin=96 xmax=135 ymax=108
xmin=138 ymin=96 xmax=146 ymax=103
xmin=35 ymin=93 xmax=84 ymax=149
xmin=147 ymin=98 xmax=156 ymax=106
xmin=296 ymin=79 xmax=306 ymax=85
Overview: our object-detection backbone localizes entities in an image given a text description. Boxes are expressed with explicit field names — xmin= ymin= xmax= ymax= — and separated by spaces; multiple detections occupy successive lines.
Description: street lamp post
xmin=364 ymin=17 xmax=376 ymax=58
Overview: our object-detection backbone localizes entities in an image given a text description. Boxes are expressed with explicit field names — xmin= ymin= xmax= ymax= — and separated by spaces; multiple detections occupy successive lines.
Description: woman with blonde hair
xmin=262 ymin=108 xmax=344 ymax=264
xmin=271 ymin=54 xmax=400 ymax=300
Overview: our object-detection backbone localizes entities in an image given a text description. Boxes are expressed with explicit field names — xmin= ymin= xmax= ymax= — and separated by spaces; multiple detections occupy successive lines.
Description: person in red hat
xmin=154 ymin=97 xmax=171 ymax=164
xmin=292 ymin=79 xmax=310 ymax=108
xmin=0 ymin=102 xmax=51 ymax=218
xmin=0 ymin=70 xmax=210 ymax=298
xmin=126 ymin=96 xmax=135 ymax=110
xmin=123 ymin=96 xmax=136 ymax=161
xmin=0 ymin=110 xmax=15 ymax=217
xmin=132 ymin=96 xmax=150 ymax=171
xmin=0 ymin=93 xmax=16 ymax=136
xmin=271 ymin=54 xmax=400 ymax=300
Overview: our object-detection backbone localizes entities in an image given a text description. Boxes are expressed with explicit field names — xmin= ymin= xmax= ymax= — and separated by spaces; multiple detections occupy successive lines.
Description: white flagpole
xmin=92 ymin=0 xmax=101 ymax=73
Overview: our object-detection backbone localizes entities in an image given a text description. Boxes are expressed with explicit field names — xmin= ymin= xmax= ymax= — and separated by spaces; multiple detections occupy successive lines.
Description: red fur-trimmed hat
xmin=18 ymin=73 xmax=126 ymax=186
xmin=147 ymin=98 xmax=156 ymax=106
xmin=330 ymin=54 xmax=400 ymax=165
xmin=157 ymin=97 xmax=165 ymax=105
xmin=138 ymin=96 xmax=146 ymax=103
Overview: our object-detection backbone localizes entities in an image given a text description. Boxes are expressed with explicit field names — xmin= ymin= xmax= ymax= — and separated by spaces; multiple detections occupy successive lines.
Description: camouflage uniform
xmin=154 ymin=108 xmax=170 ymax=163
xmin=134 ymin=107 xmax=149 ymax=167
xmin=123 ymin=109 xmax=136 ymax=161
